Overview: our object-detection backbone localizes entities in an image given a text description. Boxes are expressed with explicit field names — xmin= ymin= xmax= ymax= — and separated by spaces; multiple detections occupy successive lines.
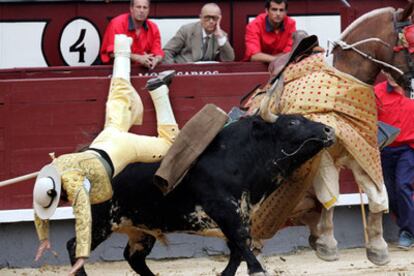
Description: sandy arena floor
xmin=1 ymin=245 xmax=414 ymax=275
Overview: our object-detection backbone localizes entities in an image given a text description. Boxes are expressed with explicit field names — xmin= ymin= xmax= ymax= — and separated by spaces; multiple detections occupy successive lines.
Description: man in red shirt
xmin=375 ymin=73 xmax=414 ymax=249
xmin=244 ymin=0 xmax=296 ymax=63
xmin=100 ymin=0 xmax=163 ymax=69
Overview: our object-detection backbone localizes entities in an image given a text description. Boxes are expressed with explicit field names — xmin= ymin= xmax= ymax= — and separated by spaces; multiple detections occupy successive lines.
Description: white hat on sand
xmin=33 ymin=164 xmax=61 ymax=219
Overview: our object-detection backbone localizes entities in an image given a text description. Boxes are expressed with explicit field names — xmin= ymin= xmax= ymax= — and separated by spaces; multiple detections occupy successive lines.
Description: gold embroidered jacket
xmin=35 ymin=151 xmax=112 ymax=258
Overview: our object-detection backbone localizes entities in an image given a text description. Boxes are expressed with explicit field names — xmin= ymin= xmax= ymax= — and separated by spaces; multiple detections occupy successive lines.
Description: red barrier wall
xmin=0 ymin=63 xmax=270 ymax=210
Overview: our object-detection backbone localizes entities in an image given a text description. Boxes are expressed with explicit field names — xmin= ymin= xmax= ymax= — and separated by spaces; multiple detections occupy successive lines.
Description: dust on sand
xmin=1 ymin=245 xmax=414 ymax=275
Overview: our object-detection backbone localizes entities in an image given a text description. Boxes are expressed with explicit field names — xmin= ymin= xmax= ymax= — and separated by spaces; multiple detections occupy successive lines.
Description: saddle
xmin=268 ymin=31 xmax=321 ymax=80
xmin=239 ymin=32 xmax=321 ymax=116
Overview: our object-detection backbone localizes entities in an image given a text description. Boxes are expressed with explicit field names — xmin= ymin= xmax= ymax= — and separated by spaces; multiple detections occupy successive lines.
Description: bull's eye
xmin=289 ymin=119 xmax=300 ymax=126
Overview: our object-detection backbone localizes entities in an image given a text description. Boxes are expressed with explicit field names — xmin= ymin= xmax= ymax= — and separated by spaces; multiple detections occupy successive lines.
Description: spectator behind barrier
xmin=100 ymin=0 xmax=163 ymax=69
xmin=163 ymin=3 xmax=235 ymax=64
xmin=244 ymin=0 xmax=296 ymax=63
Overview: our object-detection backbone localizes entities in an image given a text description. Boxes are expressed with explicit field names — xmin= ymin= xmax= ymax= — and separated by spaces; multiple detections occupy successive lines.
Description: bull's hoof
xmin=249 ymin=271 xmax=269 ymax=276
xmin=315 ymin=243 xmax=339 ymax=262
xmin=366 ymin=247 xmax=390 ymax=266
xmin=75 ymin=268 xmax=87 ymax=276
xmin=308 ymin=235 xmax=317 ymax=251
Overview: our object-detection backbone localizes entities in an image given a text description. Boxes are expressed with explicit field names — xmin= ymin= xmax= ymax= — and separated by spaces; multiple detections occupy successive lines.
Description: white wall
xmin=0 ymin=15 xmax=340 ymax=68
xmin=0 ymin=22 xmax=48 ymax=69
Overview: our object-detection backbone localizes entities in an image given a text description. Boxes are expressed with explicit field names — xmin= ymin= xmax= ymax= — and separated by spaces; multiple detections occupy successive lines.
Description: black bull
xmin=68 ymin=114 xmax=335 ymax=276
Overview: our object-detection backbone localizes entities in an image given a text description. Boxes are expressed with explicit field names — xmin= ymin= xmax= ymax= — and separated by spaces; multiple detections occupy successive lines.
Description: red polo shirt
xmin=100 ymin=13 xmax=164 ymax=64
xmin=375 ymin=81 xmax=414 ymax=148
xmin=244 ymin=13 xmax=296 ymax=61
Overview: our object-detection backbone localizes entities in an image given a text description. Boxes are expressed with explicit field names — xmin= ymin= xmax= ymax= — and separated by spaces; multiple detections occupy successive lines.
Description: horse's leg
xmin=299 ymin=209 xmax=322 ymax=250
xmin=123 ymin=233 xmax=156 ymax=276
xmin=289 ymin=189 xmax=321 ymax=250
xmin=67 ymin=202 xmax=113 ymax=276
xmin=309 ymin=151 xmax=339 ymax=261
xmin=314 ymin=207 xmax=339 ymax=261
xmin=366 ymin=211 xmax=389 ymax=265
xmin=348 ymin=159 xmax=390 ymax=266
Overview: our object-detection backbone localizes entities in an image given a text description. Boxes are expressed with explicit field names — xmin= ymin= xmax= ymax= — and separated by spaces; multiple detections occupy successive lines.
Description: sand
xmin=1 ymin=245 xmax=414 ymax=275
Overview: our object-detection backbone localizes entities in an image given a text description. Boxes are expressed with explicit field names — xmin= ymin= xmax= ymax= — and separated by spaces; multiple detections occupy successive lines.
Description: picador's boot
xmin=113 ymin=34 xmax=132 ymax=81
xmin=147 ymin=70 xmax=177 ymax=125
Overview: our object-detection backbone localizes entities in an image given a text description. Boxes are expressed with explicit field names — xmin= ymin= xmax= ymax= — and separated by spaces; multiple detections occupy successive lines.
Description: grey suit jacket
xmin=163 ymin=21 xmax=235 ymax=64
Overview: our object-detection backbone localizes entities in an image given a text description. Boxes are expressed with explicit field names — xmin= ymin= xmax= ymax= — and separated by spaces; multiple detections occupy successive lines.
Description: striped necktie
xmin=202 ymin=36 xmax=211 ymax=60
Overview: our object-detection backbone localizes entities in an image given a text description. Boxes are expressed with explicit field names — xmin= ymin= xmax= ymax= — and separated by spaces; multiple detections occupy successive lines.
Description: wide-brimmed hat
xmin=33 ymin=164 xmax=61 ymax=219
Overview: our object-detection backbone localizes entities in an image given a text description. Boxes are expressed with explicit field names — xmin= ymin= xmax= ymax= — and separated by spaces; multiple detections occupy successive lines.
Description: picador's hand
xmin=35 ymin=239 xmax=51 ymax=261
xmin=68 ymin=257 xmax=86 ymax=275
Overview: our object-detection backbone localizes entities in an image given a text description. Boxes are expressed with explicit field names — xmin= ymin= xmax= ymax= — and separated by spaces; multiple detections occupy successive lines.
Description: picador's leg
xmin=67 ymin=202 xmax=113 ymax=276
xmin=123 ymin=233 xmax=156 ymax=276
xmin=202 ymin=197 xmax=266 ymax=276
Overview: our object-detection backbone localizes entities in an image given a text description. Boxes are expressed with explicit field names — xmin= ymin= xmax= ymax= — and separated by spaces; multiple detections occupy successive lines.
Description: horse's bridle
xmin=331 ymin=11 xmax=414 ymax=98
xmin=392 ymin=11 xmax=414 ymax=98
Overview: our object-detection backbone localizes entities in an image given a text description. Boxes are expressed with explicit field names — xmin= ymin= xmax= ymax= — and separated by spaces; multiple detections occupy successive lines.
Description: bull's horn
xmin=259 ymin=78 xmax=282 ymax=122
xmin=259 ymin=94 xmax=278 ymax=122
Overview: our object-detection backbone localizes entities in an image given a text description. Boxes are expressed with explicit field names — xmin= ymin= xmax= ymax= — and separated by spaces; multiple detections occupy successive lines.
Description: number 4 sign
xmin=59 ymin=18 xmax=101 ymax=66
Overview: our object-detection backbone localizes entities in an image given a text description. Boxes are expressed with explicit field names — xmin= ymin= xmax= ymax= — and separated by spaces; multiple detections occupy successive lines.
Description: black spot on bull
xmin=67 ymin=114 xmax=334 ymax=276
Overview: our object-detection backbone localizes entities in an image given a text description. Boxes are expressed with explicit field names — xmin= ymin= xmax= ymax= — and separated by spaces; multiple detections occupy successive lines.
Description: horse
xmin=247 ymin=3 xmax=414 ymax=266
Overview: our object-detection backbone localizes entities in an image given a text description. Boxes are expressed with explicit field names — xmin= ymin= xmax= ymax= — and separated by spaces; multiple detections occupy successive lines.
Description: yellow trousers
xmin=91 ymin=78 xmax=179 ymax=176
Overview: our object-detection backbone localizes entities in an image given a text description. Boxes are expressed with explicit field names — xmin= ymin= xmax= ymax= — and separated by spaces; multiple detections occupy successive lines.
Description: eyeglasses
xmin=202 ymin=15 xmax=219 ymax=22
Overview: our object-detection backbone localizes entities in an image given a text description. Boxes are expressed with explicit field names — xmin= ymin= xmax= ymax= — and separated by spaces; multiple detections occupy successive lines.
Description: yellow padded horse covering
xmin=271 ymin=53 xmax=383 ymax=191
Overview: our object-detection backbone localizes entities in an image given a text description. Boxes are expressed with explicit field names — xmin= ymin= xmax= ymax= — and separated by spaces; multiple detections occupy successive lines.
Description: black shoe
xmin=146 ymin=70 xmax=176 ymax=91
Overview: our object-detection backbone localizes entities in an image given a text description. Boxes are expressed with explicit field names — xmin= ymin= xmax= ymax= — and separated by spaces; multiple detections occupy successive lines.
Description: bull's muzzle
xmin=323 ymin=126 xmax=336 ymax=146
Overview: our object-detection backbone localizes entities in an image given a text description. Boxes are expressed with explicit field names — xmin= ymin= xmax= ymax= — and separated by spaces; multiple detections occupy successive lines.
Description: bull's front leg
xmin=201 ymin=198 xmax=267 ymax=276
xmin=314 ymin=207 xmax=339 ymax=261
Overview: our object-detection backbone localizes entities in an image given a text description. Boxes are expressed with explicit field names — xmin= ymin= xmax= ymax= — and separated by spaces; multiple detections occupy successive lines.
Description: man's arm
xmin=162 ymin=27 xmax=187 ymax=64
xmin=100 ymin=21 xmax=117 ymax=64
xmin=34 ymin=213 xmax=49 ymax=241
xmin=281 ymin=20 xmax=297 ymax=53
xmin=62 ymin=171 xmax=92 ymax=259
xmin=72 ymin=187 xmax=92 ymax=259
xmin=149 ymin=25 xmax=164 ymax=68
xmin=244 ymin=22 xmax=264 ymax=61
xmin=214 ymin=17 xmax=235 ymax=62
xmin=218 ymin=41 xmax=235 ymax=62
xmin=34 ymin=213 xmax=51 ymax=261
xmin=250 ymin=52 xmax=280 ymax=63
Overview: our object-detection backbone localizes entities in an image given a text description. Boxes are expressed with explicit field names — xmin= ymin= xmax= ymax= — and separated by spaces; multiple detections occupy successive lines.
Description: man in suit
xmin=163 ymin=3 xmax=235 ymax=64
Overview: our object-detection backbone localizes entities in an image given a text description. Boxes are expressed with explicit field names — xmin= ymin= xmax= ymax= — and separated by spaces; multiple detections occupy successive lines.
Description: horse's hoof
xmin=308 ymin=235 xmax=318 ymax=251
xmin=315 ymin=243 xmax=339 ymax=262
xmin=366 ymin=247 xmax=390 ymax=266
